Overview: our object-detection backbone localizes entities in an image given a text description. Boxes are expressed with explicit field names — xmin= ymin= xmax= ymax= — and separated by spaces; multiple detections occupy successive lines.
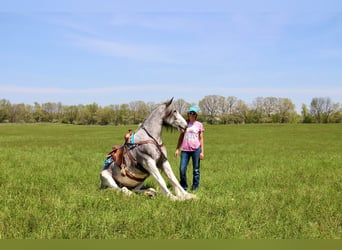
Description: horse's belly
xmin=112 ymin=167 xmax=148 ymax=188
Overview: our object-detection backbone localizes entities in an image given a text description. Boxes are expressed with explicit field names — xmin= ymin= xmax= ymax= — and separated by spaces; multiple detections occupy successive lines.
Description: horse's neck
xmin=139 ymin=110 xmax=163 ymax=143
xmin=143 ymin=120 xmax=162 ymax=140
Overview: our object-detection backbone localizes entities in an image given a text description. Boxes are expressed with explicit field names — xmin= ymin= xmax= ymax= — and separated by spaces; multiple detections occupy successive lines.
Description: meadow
xmin=0 ymin=123 xmax=341 ymax=239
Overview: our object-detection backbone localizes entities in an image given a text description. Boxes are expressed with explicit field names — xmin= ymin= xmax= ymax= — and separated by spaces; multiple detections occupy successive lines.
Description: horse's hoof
xmin=185 ymin=193 xmax=198 ymax=200
xmin=145 ymin=188 xmax=157 ymax=197
xmin=121 ymin=187 xmax=133 ymax=196
xmin=167 ymin=194 xmax=179 ymax=201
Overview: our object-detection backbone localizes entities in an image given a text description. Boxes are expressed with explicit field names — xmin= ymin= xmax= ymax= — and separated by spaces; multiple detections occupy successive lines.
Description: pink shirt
xmin=181 ymin=121 xmax=204 ymax=151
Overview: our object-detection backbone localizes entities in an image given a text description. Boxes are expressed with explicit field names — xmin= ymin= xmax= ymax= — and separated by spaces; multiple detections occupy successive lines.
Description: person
xmin=174 ymin=106 xmax=204 ymax=191
xmin=124 ymin=129 xmax=133 ymax=144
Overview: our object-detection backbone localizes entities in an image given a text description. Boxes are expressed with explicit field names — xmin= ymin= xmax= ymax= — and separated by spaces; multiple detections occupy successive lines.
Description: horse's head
xmin=163 ymin=98 xmax=187 ymax=132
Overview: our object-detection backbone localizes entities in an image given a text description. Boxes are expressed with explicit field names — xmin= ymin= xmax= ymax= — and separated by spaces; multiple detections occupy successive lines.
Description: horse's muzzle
xmin=179 ymin=125 xmax=187 ymax=133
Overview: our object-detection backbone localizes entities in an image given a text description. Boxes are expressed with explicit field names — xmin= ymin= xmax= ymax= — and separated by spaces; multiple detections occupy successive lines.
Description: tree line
xmin=0 ymin=96 xmax=341 ymax=125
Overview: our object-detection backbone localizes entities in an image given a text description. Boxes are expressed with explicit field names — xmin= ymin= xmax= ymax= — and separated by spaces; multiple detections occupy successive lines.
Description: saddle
xmin=107 ymin=144 xmax=135 ymax=176
xmin=106 ymin=139 xmax=162 ymax=177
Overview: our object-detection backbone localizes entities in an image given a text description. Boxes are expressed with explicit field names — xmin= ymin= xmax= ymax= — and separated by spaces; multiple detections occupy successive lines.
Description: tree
xmin=251 ymin=97 xmax=267 ymax=123
xmin=62 ymin=105 xmax=79 ymax=124
xmin=226 ymin=96 xmax=237 ymax=115
xmin=263 ymin=97 xmax=278 ymax=122
xmin=55 ymin=102 xmax=64 ymax=122
xmin=0 ymin=97 xmax=341 ymax=124
xmin=23 ymin=104 xmax=34 ymax=122
xmin=199 ymin=95 xmax=223 ymax=124
xmin=85 ymin=103 xmax=99 ymax=124
xmin=41 ymin=102 xmax=54 ymax=122
xmin=301 ymin=103 xmax=312 ymax=123
xmin=277 ymin=98 xmax=297 ymax=123
xmin=322 ymin=97 xmax=334 ymax=123
xmin=119 ymin=104 xmax=131 ymax=125
xmin=106 ymin=104 xmax=121 ymax=125
xmin=250 ymin=97 xmax=298 ymax=123
xmin=234 ymin=99 xmax=248 ymax=124
xmin=33 ymin=102 xmax=43 ymax=122
xmin=174 ymin=98 xmax=191 ymax=116
xmin=330 ymin=103 xmax=342 ymax=123
xmin=219 ymin=96 xmax=237 ymax=124
xmin=0 ymin=99 xmax=11 ymax=122
xmin=310 ymin=97 xmax=334 ymax=123
xmin=95 ymin=107 xmax=116 ymax=125
xmin=8 ymin=103 xmax=27 ymax=123
xmin=129 ymin=101 xmax=149 ymax=124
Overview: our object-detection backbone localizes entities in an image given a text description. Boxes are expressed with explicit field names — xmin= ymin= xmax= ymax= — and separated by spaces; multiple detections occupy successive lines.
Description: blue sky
xmin=1 ymin=1 xmax=342 ymax=110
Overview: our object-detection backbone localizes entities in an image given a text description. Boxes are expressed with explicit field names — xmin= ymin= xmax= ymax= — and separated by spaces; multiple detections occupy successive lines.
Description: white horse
xmin=100 ymin=98 xmax=197 ymax=201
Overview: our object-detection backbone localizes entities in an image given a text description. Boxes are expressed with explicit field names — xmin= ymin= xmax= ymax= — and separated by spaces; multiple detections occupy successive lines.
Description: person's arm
xmin=199 ymin=131 xmax=204 ymax=160
xmin=174 ymin=132 xmax=185 ymax=158
xmin=124 ymin=134 xmax=129 ymax=143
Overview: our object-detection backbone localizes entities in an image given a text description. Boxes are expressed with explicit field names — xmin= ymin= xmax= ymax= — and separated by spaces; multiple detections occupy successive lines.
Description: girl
xmin=174 ymin=106 xmax=204 ymax=191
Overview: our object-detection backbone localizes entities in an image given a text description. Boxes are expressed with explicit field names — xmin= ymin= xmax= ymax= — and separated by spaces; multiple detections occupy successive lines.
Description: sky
xmin=1 ymin=1 xmax=342 ymax=111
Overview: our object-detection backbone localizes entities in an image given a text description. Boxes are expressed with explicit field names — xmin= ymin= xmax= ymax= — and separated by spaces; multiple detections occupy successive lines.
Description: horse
xmin=100 ymin=98 xmax=197 ymax=201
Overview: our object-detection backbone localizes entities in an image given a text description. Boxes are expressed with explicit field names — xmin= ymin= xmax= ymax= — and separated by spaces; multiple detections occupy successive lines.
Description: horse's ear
xmin=166 ymin=97 xmax=174 ymax=107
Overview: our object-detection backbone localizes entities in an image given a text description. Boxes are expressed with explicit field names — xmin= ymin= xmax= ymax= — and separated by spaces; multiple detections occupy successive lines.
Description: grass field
xmin=0 ymin=123 xmax=341 ymax=239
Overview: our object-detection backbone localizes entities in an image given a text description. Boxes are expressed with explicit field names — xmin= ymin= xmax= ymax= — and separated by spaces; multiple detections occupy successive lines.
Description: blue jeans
xmin=179 ymin=147 xmax=201 ymax=190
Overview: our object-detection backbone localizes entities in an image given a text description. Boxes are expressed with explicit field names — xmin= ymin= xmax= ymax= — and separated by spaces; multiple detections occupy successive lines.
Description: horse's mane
xmin=138 ymin=99 xmax=180 ymax=133
xmin=162 ymin=101 xmax=183 ymax=133
xmin=162 ymin=121 xmax=177 ymax=132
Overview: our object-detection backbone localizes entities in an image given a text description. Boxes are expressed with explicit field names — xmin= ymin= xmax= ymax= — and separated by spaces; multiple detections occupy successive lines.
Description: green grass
xmin=0 ymin=124 xmax=341 ymax=239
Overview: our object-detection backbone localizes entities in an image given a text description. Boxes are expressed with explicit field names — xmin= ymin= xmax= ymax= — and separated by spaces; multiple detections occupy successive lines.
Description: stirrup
xmin=120 ymin=164 xmax=126 ymax=176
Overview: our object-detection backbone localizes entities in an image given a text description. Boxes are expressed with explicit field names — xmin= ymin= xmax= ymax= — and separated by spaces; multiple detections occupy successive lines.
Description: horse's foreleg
xmin=144 ymin=159 xmax=178 ymax=200
xmin=100 ymin=170 xmax=133 ymax=196
xmin=161 ymin=160 xmax=197 ymax=200
xmin=100 ymin=169 xmax=120 ymax=189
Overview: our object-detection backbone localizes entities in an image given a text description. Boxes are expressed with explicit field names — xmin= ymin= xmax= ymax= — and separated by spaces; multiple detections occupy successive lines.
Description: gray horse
xmin=100 ymin=99 xmax=197 ymax=201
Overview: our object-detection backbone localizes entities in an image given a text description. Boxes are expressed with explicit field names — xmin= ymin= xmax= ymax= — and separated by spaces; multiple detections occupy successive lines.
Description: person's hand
xmin=200 ymin=152 xmax=204 ymax=160
xmin=174 ymin=149 xmax=180 ymax=158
